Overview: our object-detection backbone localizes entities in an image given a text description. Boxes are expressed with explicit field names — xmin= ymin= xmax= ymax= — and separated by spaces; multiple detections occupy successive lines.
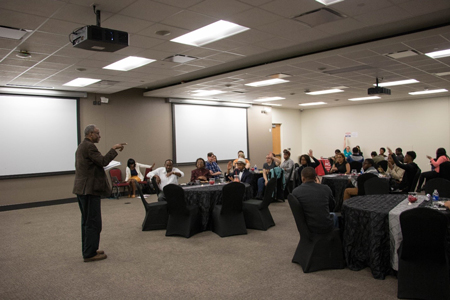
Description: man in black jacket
xmin=388 ymin=147 xmax=419 ymax=192
xmin=225 ymin=158 xmax=252 ymax=184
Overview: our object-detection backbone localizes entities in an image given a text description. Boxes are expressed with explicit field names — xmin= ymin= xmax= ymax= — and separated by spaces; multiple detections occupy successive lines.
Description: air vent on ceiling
xmin=163 ymin=54 xmax=198 ymax=63
xmin=293 ymin=8 xmax=346 ymax=27
xmin=384 ymin=50 xmax=420 ymax=59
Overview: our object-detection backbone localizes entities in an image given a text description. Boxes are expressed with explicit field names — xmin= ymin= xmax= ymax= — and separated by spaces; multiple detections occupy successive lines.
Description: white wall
xmin=272 ymin=108 xmax=302 ymax=162
xmin=298 ymin=96 xmax=450 ymax=172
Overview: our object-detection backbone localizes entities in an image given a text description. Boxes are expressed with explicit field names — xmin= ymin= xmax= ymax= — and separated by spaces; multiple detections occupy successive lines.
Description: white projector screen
xmin=0 ymin=94 xmax=79 ymax=178
xmin=173 ymin=104 xmax=248 ymax=164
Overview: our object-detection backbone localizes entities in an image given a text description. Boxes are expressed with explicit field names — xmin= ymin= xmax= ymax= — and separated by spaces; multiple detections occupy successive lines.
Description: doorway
xmin=272 ymin=124 xmax=281 ymax=156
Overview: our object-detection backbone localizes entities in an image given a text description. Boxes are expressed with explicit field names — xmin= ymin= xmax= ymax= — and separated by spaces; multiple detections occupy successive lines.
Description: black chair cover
xmin=136 ymin=182 xmax=168 ymax=231
xmin=397 ymin=207 xmax=450 ymax=299
xmin=356 ymin=173 xmax=377 ymax=196
xmin=349 ymin=161 xmax=362 ymax=172
xmin=364 ymin=177 xmax=390 ymax=195
xmin=409 ymin=168 xmax=421 ymax=192
xmin=439 ymin=162 xmax=450 ymax=181
xmin=423 ymin=178 xmax=450 ymax=198
xmin=378 ymin=160 xmax=388 ymax=172
xmin=287 ymin=194 xmax=345 ymax=273
xmin=212 ymin=182 xmax=247 ymax=237
xmin=242 ymin=178 xmax=276 ymax=230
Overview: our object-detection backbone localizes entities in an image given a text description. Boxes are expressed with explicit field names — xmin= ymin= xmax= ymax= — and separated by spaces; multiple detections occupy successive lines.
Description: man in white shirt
xmin=147 ymin=159 xmax=184 ymax=201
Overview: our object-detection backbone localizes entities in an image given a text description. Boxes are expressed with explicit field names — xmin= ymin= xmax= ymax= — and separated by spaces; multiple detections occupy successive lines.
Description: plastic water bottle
xmin=433 ymin=189 xmax=439 ymax=201
xmin=254 ymin=165 xmax=258 ymax=172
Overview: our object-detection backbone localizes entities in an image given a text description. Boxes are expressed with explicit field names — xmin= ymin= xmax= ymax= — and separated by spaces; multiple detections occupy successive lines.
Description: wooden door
xmin=272 ymin=124 xmax=281 ymax=156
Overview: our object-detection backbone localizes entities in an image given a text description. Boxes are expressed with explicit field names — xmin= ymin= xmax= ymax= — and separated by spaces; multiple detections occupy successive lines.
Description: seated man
xmin=256 ymin=153 xmax=280 ymax=199
xmin=371 ymin=151 xmax=385 ymax=165
xmin=225 ymin=158 xmax=252 ymax=184
xmin=205 ymin=152 xmax=222 ymax=178
xmin=387 ymin=147 xmax=419 ymax=192
xmin=291 ymin=167 xmax=337 ymax=234
xmin=343 ymin=159 xmax=379 ymax=200
xmin=147 ymin=159 xmax=184 ymax=201
xmin=347 ymin=147 xmax=364 ymax=163
xmin=232 ymin=150 xmax=251 ymax=169
xmin=395 ymin=147 xmax=404 ymax=163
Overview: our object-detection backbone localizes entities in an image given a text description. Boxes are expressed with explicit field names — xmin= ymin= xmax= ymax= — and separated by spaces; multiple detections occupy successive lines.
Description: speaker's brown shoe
xmin=84 ymin=253 xmax=107 ymax=262
xmin=97 ymin=250 xmax=104 ymax=254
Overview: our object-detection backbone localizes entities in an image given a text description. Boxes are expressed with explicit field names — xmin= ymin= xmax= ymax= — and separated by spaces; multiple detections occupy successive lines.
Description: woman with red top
xmin=417 ymin=148 xmax=450 ymax=192
xmin=190 ymin=158 xmax=211 ymax=182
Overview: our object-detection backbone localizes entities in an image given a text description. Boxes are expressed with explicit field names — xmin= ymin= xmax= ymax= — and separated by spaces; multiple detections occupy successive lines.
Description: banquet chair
xmin=397 ymin=207 xmax=450 ymax=300
xmin=294 ymin=164 xmax=301 ymax=187
xmin=136 ymin=181 xmax=168 ymax=231
xmin=408 ymin=168 xmax=421 ymax=192
xmin=151 ymin=176 xmax=162 ymax=196
xmin=439 ymin=161 xmax=450 ymax=181
xmin=212 ymin=182 xmax=247 ymax=237
xmin=284 ymin=166 xmax=295 ymax=197
xmin=364 ymin=177 xmax=390 ymax=195
xmin=140 ymin=167 xmax=152 ymax=185
xmin=320 ymin=160 xmax=330 ymax=175
xmin=163 ymin=184 xmax=202 ymax=238
xmin=242 ymin=178 xmax=276 ymax=230
xmin=109 ymin=168 xmax=130 ymax=199
xmin=269 ymin=167 xmax=285 ymax=202
xmin=349 ymin=161 xmax=362 ymax=172
xmin=423 ymin=178 xmax=450 ymax=198
xmin=287 ymin=195 xmax=345 ymax=273
xmin=356 ymin=173 xmax=378 ymax=196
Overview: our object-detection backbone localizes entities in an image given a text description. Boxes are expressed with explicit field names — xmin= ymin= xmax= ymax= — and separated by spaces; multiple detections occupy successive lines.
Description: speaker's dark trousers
xmin=77 ymin=194 xmax=102 ymax=259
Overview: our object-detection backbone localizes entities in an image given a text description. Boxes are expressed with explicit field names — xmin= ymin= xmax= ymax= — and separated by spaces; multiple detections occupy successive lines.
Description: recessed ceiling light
xmin=245 ymin=78 xmax=289 ymax=87
xmin=425 ymin=48 xmax=450 ymax=59
xmin=435 ymin=71 xmax=450 ymax=77
xmin=5 ymin=84 xmax=54 ymax=89
xmin=171 ymin=20 xmax=249 ymax=47
xmin=299 ymin=102 xmax=327 ymax=106
xmin=306 ymin=89 xmax=344 ymax=95
xmin=191 ymin=90 xmax=226 ymax=96
xmin=409 ymin=89 xmax=448 ymax=95
xmin=376 ymin=79 xmax=419 ymax=87
xmin=261 ymin=103 xmax=282 ymax=106
xmin=348 ymin=96 xmax=380 ymax=101
xmin=63 ymin=78 xmax=101 ymax=87
xmin=103 ymin=56 xmax=155 ymax=71
xmin=254 ymin=97 xmax=285 ymax=102
xmin=315 ymin=0 xmax=344 ymax=5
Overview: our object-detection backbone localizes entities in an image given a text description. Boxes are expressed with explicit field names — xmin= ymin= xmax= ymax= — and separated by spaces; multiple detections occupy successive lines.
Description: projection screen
xmin=0 ymin=94 xmax=79 ymax=178
xmin=172 ymin=104 xmax=248 ymax=164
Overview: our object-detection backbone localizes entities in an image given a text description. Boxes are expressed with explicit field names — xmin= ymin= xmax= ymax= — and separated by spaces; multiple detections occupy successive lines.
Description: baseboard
xmin=0 ymin=197 xmax=78 ymax=212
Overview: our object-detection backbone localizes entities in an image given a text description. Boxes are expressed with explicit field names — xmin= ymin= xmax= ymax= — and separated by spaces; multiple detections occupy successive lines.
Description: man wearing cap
xmin=205 ymin=152 xmax=222 ymax=178
xmin=226 ymin=158 xmax=252 ymax=184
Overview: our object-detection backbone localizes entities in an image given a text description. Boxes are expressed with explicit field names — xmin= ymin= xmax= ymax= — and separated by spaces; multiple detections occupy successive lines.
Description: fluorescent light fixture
xmin=0 ymin=87 xmax=87 ymax=97
xmin=254 ymin=96 xmax=285 ymax=102
xmin=299 ymin=102 xmax=327 ymax=106
xmin=245 ymin=78 xmax=289 ymax=87
xmin=425 ymin=49 xmax=450 ymax=59
xmin=63 ymin=78 xmax=101 ymax=87
xmin=261 ymin=103 xmax=282 ymax=106
xmin=409 ymin=89 xmax=448 ymax=95
xmin=171 ymin=20 xmax=249 ymax=47
xmin=348 ymin=96 xmax=380 ymax=101
xmin=103 ymin=56 xmax=155 ymax=71
xmin=376 ymin=79 xmax=419 ymax=87
xmin=435 ymin=71 xmax=450 ymax=77
xmin=305 ymin=89 xmax=344 ymax=95
xmin=315 ymin=0 xmax=344 ymax=5
xmin=6 ymin=84 xmax=54 ymax=89
xmin=167 ymin=98 xmax=251 ymax=108
xmin=191 ymin=90 xmax=226 ymax=96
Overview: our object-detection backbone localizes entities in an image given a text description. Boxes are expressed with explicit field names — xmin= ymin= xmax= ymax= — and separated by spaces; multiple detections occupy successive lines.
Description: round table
xmin=181 ymin=182 xmax=253 ymax=230
xmin=321 ymin=174 xmax=356 ymax=212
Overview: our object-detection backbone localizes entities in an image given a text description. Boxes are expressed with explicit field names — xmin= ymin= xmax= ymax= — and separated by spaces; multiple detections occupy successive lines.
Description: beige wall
xmin=299 ymin=96 xmax=450 ymax=172
xmin=0 ymin=89 xmax=273 ymax=206
xmin=272 ymin=108 xmax=302 ymax=163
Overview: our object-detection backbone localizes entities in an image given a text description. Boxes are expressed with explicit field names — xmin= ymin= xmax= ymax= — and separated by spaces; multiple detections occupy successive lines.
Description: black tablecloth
xmin=321 ymin=175 xmax=354 ymax=212
xmin=342 ymin=194 xmax=406 ymax=279
xmin=182 ymin=183 xmax=253 ymax=230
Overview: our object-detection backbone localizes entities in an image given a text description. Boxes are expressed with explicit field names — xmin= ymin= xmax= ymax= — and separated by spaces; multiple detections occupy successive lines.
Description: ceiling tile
xmin=188 ymin=0 xmax=252 ymax=19
xmin=101 ymin=15 xmax=154 ymax=34
xmin=24 ymin=32 xmax=69 ymax=47
xmin=37 ymin=19 xmax=86 ymax=36
xmin=129 ymin=35 xmax=166 ymax=48
xmin=397 ymin=0 xmax=450 ymax=16
xmin=120 ymin=0 xmax=183 ymax=23
xmin=159 ymin=10 xmax=217 ymax=31
xmin=68 ymin=0 xmax=137 ymax=13
xmin=261 ymin=0 xmax=322 ymax=18
xmin=0 ymin=0 xmax=66 ymax=17
xmin=227 ymin=7 xmax=284 ymax=28
xmin=353 ymin=5 xmax=411 ymax=26
xmin=52 ymin=4 xmax=113 ymax=25
xmin=0 ymin=9 xmax=47 ymax=30
xmin=137 ymin=23 xmax=190 ymax=41
xmin=152 ymin=0 xmax=204 ymax=9
xmin=331 ymin=0 xmax=394 ymax=16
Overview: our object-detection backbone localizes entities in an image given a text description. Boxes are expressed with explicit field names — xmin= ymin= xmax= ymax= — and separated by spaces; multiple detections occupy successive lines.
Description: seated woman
xmin=330 ymin=153 xmax=350 ymax=174
xmin=417 ymin=147 xmax=450 ymax=192
xmin=191 ymin=158 xmax=211 ymax=182
xmin=125 ymin=158 xmax=155 ymax=198
xmin=297 ymin=150 xmax=320 ymax=184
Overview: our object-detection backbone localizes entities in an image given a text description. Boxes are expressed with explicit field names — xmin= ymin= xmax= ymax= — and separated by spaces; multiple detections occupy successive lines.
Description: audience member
xmin=147 ymin=159 xmax=184 ymax=201
xmin=417 ymin=147 xmax=449 ymax=192
xmin=329 ymin=149 xmax=341 ymax=165
xmin=379 ymin=155 xmax=405 ymax=181
xmin=256 ymin=153 xmax=280 ymax=199
xmin=280 ymin=149 xmax=294 ymax=184
xmin=347 ymin=147 xmax=364 ymax=163
xmin=371 ymin=151 xmax=385 ymax=164
xmin=344 ymin=146 xmax=351 ymax=158
xmin=395 ymin=148 xmax=404 ymax=163
xmin=343 ymin=159 xmax=378 ymax=200
xmin=225 ymin=158 xmax=252 ymax=183
xmin=205 ymin=152 xmax=222 ymax=178
xmin=291 ymin=167 xmax=337 ymax=233
xmin=330 ymin=153 xmax=350 ymax=174
xmin=379 ymin=147 xmax=387 ymax=157
xmin=297 ymin=150 xmax=320 ymax=184
xmin=125 ymin=158 xmax=155 ymax=198
xmin=388 ymin=147 xmax=419 ymax=192
xmin=232 ymin=150 xmax=251 ymax=169
xmin=356 ymin=145 xmax=363 ymax=157
xmin=190 ymin=158 xmax=210 ymax=182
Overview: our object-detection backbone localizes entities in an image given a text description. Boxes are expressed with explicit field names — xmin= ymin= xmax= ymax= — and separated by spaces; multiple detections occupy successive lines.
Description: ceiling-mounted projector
xmin=70 ymin=7 xmax=128 ymax=52
xmin=368 ymin=77 xmax=391 ymax=95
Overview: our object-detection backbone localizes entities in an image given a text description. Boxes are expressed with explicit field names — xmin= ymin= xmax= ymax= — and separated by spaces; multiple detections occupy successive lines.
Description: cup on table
xmin=195 ymin=180 xmax=200 ymax=185
xmin=220 ymin=177 xmax=224 ymax=183
xmin=351 ymin=169 xmax=357 ymax=176
xmin=408 ymin=192 xmax=417 ymax=204
xmin=209 ymin=177 xmax=215 ymax=185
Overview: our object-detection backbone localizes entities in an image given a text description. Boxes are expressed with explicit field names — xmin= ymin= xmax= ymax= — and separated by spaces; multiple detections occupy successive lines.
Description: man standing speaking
xmin=73 ymin=124 xmax=126 ymax=262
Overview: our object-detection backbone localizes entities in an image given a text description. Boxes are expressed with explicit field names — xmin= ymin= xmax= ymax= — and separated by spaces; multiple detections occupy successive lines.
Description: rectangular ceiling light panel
xmin=254 ymin=97 xmax=285 ymax=102
xmin=171 ymin=20 xmax=249 ymax=47
xmin=299 ymin=102 xmax=327 ymax=106
xmin=63 ymin=78 xmax=101 ymax=87
xmin=425 ymin=49 xmax=450 ymax=59
xmin=245 ymin=78 xmax=289 ymax=87
xmin=315 ymin=0 xmax=344 ymax=5
xmin=409 ymin=89 xmax=448 ymax=95
xmin=103 ymin=56 xmax=155 ymax=71
xmin=348 ymin=96 xmax=380 ymax=101
xmin=191 ymin=90 xmax=226 ymax=96
xmin=306 ymin=89 xmax=344 ymax=95
xmin=376 ymin=79 xmax=419 ymax=87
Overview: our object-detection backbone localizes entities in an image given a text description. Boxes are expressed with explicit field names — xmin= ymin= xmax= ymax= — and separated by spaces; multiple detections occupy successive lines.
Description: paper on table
xmin=104 ymin=160 xmax=121 ymax=171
